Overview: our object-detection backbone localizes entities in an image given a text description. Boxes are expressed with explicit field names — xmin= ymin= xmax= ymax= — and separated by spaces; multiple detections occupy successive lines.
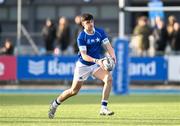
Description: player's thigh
xmin=71 ymin=79 xmax=84 ymax=92
xmin=92 ymin=67 xmax=112 ymax=82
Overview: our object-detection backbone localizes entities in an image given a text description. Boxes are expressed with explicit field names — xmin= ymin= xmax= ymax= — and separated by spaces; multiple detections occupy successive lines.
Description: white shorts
xmin=73 ymin=61 xmax=100 ymax=81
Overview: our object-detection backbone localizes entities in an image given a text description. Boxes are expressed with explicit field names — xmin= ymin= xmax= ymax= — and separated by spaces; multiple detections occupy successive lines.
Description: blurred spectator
xmin=171 ymin=22 xmax=180 ymax=52
xmin=166 ymin=15 xmax=176 ymax=51
xmin=0 ymin=23 xmax=2 ymax=43
xmin=56 ymin=17 xmax=71 ymax=55
xmin=0 ymin=39 xmax=14 ymax=55
xmin=73 ymin=15 xmax=83 ymax=53
xmin=131 ymin=16 xmax=152 ymax=56
xmin=167 ymin=15 xmax=176 ymax=26
xmin=152 ymin=17 xmax=168 ymax=55
xmin=42 ymin=19 xmax=56 ymax=54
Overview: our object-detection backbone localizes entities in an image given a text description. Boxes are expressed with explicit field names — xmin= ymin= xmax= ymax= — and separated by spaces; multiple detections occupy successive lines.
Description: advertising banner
xmin=113 ymin=39 xmax=129 ymax=94
xmin=168 ymin=56 xmax=180 ymax=82
xmin=130 ymin=57 xmax=167 ymax=81
xmin=18 ymin=55 xmax=77 ymax=80
xmin=0 ymin=56 xmax=17 ymax=80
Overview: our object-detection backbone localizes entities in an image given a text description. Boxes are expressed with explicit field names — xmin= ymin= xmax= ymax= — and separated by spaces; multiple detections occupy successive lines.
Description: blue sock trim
xmin=101 ymin=101 xmax=108 ymax=106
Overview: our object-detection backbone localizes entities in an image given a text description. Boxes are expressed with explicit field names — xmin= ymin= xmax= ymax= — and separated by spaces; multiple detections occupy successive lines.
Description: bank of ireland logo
xmin=28 ymin=60 xmax=45 ymax=75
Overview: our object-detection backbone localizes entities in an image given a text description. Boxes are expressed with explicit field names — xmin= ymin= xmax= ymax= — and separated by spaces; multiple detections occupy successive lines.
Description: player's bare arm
xmin=104 ymin=42 xmax=116 ymax=64
xmin=80 ymin=50 xmax=105 ymax=70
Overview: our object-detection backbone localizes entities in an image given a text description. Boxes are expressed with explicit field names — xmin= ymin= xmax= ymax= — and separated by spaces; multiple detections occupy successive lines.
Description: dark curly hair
xmin=81 ymin=13 xmax=94 ymax=22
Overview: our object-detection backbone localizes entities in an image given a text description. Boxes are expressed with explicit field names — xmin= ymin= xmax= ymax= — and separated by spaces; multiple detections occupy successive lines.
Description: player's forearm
xmin=106 ymin=44 xmax=116 ymax=63
xmin=106 ymin=44 xmax=116 ymax=58
xmin=81 ymin=53 xmax=96 ymax=63
xmin=108 ymin=49 xmax=116 ymax=59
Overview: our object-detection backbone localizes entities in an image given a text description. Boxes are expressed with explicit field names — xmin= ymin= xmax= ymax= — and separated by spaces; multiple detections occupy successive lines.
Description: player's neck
xmin=84 ymin=28 xmax=95 ymax=35
xmin=87 ymin=30 xmax=94 ymax=34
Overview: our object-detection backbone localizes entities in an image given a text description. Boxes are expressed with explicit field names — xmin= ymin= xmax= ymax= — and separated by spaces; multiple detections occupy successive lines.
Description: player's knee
xmin=70 ymin=89 xmax=79 ymax=96
xmin=103 ymin=74 xmax=112 ymax=84
xmin=108 ymin=74 xmax=113 ymax=84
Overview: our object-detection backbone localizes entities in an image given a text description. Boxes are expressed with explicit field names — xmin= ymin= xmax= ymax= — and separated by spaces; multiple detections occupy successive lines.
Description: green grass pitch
xmin=0 ymin=94 xmax=180 ymax=126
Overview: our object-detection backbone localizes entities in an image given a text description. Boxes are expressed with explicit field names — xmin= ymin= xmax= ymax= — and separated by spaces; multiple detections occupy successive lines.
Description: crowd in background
xmin=0 ymin=15 xmax=82 ymax=56
xmin=0 ymin=15 xmax=180 ymax=56
xmin=41 ymin=16 xmax=82 ymax=55
xmin=130 ymin=15 xmax=180 ymax=56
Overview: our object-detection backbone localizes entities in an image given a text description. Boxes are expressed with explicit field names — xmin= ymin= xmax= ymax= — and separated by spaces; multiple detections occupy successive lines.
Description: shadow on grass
xmin=1 ymin=116 xmax=180 ymax=120
xmin=0 ymin=116 xmax=180 ymax=125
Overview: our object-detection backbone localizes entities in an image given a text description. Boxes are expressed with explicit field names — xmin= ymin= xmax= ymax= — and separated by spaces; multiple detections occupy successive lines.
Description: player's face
xmin=82 ymin=20 xmax=94 ymax=32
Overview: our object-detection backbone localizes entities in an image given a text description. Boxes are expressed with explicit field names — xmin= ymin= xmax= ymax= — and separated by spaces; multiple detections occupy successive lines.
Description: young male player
xmin=48 ymin=13 xmax=116 ymax=119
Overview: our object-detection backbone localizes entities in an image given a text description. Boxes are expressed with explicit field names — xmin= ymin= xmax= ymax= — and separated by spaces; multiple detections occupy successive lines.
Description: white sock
xmin=101 ymin=100 xmax=108 ymax=109
xmin=52 ymin=99 xmax=60 ymax=108
xmin=101 ymin=106 xmax=107 ymax=109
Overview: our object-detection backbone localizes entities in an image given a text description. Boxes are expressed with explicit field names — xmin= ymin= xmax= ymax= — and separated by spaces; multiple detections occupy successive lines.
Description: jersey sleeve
xmin=77 ymin=32 xmax=87 ymax=51
xmin=101 ymin=29 xmax=110 ymax=45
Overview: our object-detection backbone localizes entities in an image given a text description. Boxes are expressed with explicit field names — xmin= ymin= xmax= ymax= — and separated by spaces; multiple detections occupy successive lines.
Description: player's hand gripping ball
xmin=102 ymin=57 xmax=115 ymax=71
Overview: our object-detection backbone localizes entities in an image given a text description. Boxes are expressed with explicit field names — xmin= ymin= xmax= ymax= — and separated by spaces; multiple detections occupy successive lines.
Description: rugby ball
xmin=102 ymin=57 xmax=115 ymax=71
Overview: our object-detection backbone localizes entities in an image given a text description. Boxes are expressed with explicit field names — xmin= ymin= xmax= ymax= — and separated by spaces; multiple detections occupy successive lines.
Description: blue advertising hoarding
xmin=113 ymin=39 xmax=129 ymax=94
xmin=18 ymin=55 xmax=77 ymax=80
xmin=130 ymin=57 xmax=167 ymax=81
xmin=17 ymin=48 xmax=168 ymax=95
